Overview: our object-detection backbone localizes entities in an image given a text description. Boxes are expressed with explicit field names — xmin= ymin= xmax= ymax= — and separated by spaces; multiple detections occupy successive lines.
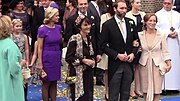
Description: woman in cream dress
xmin=138 ymin=13 xmax=171 ymax=101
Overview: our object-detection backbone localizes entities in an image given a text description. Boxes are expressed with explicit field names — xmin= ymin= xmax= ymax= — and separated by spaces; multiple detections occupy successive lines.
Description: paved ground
xmin=61 ymin=58 xmax=180 ymax=101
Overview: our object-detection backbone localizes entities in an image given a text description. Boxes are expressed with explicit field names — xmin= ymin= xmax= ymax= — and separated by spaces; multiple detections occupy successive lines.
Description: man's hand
xmin=117 ymin=53 xmax=128 ymax=61
xmin=127 ymin=53 xmax=135 ymax=63
xmin=133 ymin=39 xmax=139 ymax=47
xmin=82 ymin=59 xmax=96 ymax=68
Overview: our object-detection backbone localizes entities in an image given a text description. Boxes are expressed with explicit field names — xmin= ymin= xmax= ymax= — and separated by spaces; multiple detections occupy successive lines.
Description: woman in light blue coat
xmin=0 ymin=15 xmax=24 ymax=101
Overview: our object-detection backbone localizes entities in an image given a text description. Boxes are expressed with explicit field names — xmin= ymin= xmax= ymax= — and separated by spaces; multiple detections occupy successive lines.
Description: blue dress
xmin=38 ymin=24 xmax=62 ymax=81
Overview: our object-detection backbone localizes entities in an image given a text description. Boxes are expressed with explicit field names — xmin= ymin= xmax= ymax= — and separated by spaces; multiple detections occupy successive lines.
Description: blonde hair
xmin=49 ymin=1 xmax=56 ymax=5
xmin=12 ymin=19 xmax=22 ymax=26
xmin=44 ymin=7 xmax=59 ymax=24
xmin=0 ymin=15 xmax=12 ymax=40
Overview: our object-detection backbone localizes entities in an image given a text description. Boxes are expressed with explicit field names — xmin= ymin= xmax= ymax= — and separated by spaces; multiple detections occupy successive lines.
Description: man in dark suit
xmin=172 ymin=0 xmax=180 ymax=12
xmin=31 ymin=0 xmax=51 ymax=52
xmin=87 ymin=0 xmax=104 ymax=85
xmin=101 ymin=0 xmax=138 ymax=100
xmin=88 ymin=0 xmax=101 ymax=31
xmin=65 ymin=0 xmax=101 ymax=60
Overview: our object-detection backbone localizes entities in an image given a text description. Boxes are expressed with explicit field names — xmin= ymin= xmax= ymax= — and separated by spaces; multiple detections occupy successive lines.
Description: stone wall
xmin=141 ymin=0 xmax=163 ymax=13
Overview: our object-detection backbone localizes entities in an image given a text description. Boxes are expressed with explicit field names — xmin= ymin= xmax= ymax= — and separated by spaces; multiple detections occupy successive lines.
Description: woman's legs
xmin=135 ymin=64 xmax=143 ymax=96
xmin=153 ymin=94 xmax=160 ymax=101
xmin=24 ymin=83 xmax=28 ymax=101
xmin=49 ymin=81 xmax=57 ymax=101
xmin=143 ymin=93 xmax=147 ymax=101
xmin=130 ymin=82 xmax=138 ymax=98
xmin=42 ymin=80 xmax=50 ymax=101
xmin=42 ymin=80 xmax=57 ymax=101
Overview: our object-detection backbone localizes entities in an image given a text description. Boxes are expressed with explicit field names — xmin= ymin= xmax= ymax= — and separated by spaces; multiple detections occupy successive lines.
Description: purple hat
xmin=50 ymin=2 xmax=59 ymax=9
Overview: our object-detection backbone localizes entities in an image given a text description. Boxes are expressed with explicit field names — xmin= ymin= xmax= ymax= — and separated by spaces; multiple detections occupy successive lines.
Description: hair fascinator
xmin=75 ymin=14 xmax=85 ymax=26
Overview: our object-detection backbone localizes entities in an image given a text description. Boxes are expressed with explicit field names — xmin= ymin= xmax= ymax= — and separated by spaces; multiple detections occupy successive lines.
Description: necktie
xmin=119 ymin=20 xmax=124 ymax=34
xmin=118 ymin=20 xmax=126 ymax=43
xmin=96 ymin=6 xmax=100 ymax=16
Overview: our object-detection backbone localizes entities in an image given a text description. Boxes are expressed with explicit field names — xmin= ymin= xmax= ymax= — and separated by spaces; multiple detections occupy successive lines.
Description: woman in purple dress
xmin=37 ymin=7 xmax=62 ymax=101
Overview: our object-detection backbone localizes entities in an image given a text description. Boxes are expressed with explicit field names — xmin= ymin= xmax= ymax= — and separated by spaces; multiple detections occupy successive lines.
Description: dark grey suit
xmin=87 ymin=2 xmax=101 ymax=55
xmin=101 ymin=17 xmax=138 ymax=101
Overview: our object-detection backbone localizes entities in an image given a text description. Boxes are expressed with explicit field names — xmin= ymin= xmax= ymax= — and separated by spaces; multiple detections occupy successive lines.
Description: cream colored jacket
xmin=126 ymin=11 xmax=146 ymax=25
xmin=138 ymin=30 xmax=171 ymax=67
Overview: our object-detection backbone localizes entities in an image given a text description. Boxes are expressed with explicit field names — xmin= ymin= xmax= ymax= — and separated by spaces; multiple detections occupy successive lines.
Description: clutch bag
xmin=65 ymin=76 xmax=77 ymax=84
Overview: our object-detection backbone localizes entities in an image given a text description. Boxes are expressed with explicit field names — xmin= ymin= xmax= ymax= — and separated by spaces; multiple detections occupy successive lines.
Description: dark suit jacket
xmin=87 ymin=2 xmax=101 ymax=26
xmin=101 ymin=17 xmax=139 ymax=81
xmin=64 ymin=12 xmax=79 ymax=43
xmin=31 ymin=6 xmax=45 ymax=51
xmin=65 ymin=11 xmax=101 ymax=56
xmin=87 ymin=2 xmax=101 ymax=55
xmin=174 ymin=0 xmax=180 ymax=13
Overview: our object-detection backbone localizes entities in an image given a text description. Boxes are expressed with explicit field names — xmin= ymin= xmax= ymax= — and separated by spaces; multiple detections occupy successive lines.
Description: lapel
xmin=151 ymin=30 xmax=161 ymax=49
xmin=112 ymin=17 xmax=126 ymax=45
xmin=89 ymin=2 xmax=100 ymax=19
xmin=125 ymin=18 xmax=131 ymax=44
xmin=140 ymin=30 xmax=161 ymax=50
xmin=139 ymin=31 xmax=148 ymax=50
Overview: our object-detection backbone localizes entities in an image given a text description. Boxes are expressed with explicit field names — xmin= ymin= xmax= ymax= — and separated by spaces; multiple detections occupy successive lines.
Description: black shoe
xmin=135 ymin=93 xmax=143 ymax=98
xmin=161 ymin=90 xmax=167 ymax=95
xmin=130 ymin=95 xmax=138 ymax=99
xmin=171 ymin=90 xmax=180 ymax=94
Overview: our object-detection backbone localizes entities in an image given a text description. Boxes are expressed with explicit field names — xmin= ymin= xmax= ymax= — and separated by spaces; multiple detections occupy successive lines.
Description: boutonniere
xmin=75 ymin=14 xmax=85 ymax=25
xmin=129 ymin=20 xmax=134 ymax=26
xmin=129 ymin=20 xmax=134 ymax=31
xmin=90 ymin=16 xmax=94 ymax=20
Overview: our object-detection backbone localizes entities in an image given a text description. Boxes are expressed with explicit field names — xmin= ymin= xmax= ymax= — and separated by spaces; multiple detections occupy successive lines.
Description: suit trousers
xmin=109 ymin=62 xmax=133 ymax=101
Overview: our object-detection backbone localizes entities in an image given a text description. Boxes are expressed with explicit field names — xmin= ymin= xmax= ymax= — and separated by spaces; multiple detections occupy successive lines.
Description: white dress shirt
xmin=114 ymin=15 xmax=127 ymax=43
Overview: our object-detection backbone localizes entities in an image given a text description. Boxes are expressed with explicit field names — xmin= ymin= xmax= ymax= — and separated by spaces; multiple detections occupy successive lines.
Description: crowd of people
xmin=0 ymin=0 xmax=180 ymax=101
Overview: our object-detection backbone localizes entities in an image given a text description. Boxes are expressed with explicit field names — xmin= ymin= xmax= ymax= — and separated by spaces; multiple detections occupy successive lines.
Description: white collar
xmin=78 ymin=11 xmax=87 ymax=16
xmin=114 ymin=15 xmax=125 ymax=23
xmin=162 ymin=8 xmax=172 ymax=13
